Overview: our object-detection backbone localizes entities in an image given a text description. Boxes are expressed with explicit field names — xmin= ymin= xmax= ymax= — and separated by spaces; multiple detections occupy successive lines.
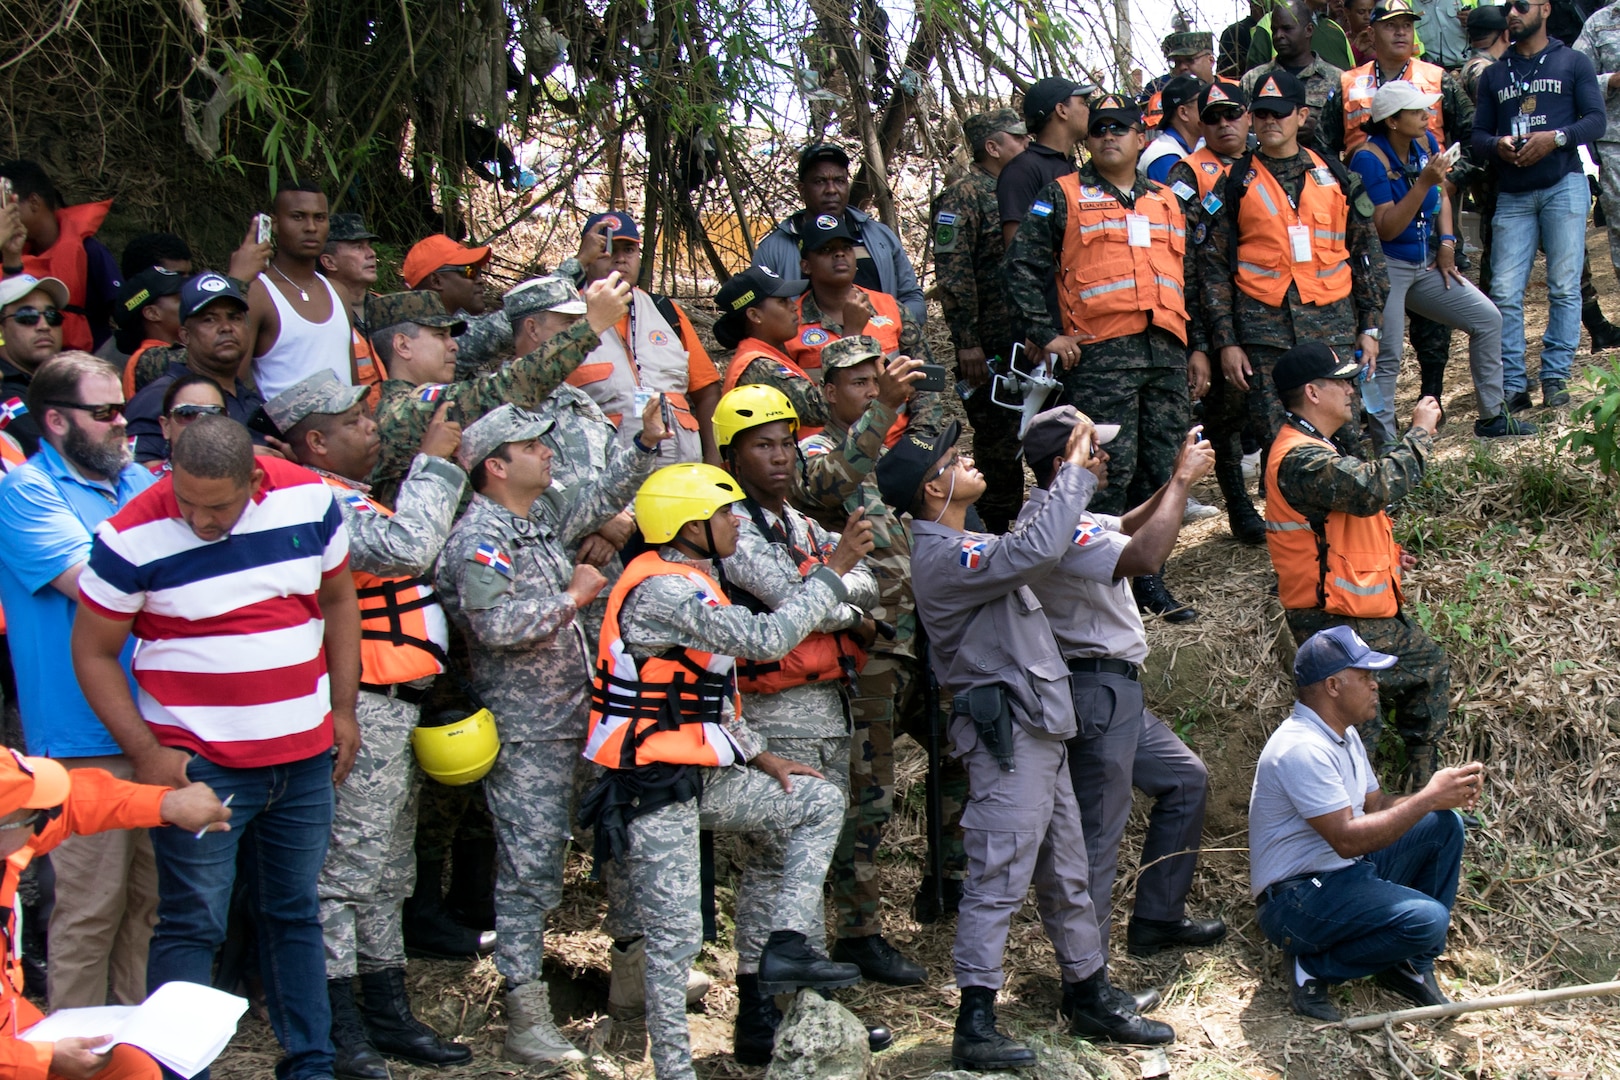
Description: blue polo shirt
xmin=0 ymin=443 xmax=156 ymax=756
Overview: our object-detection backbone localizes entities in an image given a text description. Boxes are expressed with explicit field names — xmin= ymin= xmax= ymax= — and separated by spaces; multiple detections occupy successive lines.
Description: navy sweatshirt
xmin=1471 ymin=38 xmax=1606 ymax=194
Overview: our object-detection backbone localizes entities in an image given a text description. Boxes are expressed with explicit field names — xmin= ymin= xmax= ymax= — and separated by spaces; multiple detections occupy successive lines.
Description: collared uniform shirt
xmin=1016 ymin=488 xmax=1145 ymax=665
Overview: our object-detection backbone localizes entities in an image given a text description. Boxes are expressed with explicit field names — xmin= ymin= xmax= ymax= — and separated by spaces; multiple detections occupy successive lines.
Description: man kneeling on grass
xmin=1249 ymin=625 xmax=1484 ymax=1021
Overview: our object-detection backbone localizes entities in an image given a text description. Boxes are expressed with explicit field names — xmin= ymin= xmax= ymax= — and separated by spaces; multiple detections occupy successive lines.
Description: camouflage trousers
xmin=832 ymin=653 xmax=968 ymax=938
xmin=1285 ymin=608 xmax=1451 ymax=771
xmin=483 ymin=736 xmax=581 ymax=987
xmin=1060 ymin=364 xmax=1189 ymax=515
xmin=962 ymin=381 xmax=1024 ymax=533
xmin=1600 ymin=148 xmax=1620 ymax=273
xmin=1236 ymin=344 xmax=1293 ymax=453
xmin=319 ymin=688 xmax=421 ymax=977
xmin=624 ymin=765 xmax=845 ymax=1080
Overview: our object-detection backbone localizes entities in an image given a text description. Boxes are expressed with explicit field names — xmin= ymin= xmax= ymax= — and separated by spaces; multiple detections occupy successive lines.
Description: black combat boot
xmin=1214 ymin=455 xmax=1265 ymax=545
xmin=358 ymin=968 xmax=473 ymax=1066
xmin=756 ymin=930 xmax=862 ymax=994
xmin=732 ymin=972 xmax=783 ymax=1067
xmin=950 ymin=985 xmax=1036 ymax=1070
xmin=328 ymin=978 xmax=388 ymax=1080
xmin=1133 ymin=573 xmax=1197 ymax=623
xmin=913 ymin=875 xmax=963 ymax=924
xmin=1584 ymin=299 xmax=1620 ymax=351
xmin=831 ymin=933 xmax=926 ymax=986
xmin=1062 ymin=970 xmax=1175 ymax=1045
xmin=402 ymin=858 xmax=493 ymax=960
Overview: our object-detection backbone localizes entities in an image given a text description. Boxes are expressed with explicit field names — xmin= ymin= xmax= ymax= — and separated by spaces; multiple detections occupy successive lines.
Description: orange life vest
xmin=320 ymin=476 xmax=451 ymax=686
xmin=1054 ymin=173 xmax=1189 ymax=346
xmin=352 ymin=326 xmax=382 ymax=409
xmin=584 ymin=552 xmax=747 ymax=770
xmin=785 ymin=288 xmax=903 ymax=371
xmin=1233 ymin=151 xmax=1353 ymax=307
xmin=1183 ymin=147 xmax=1233 ymax=200
xmin=1264 ymin=422 xmax=1404 ymax=618
xmin=730 ymin=500 xmax=868 ymax=694
xmin=722 ymin=338 xmax=825 ymax=441
xmin=18 ymin=200 xmax=112 ymax=353
xmin=1340 ymin=59 xmax=1445 ymax=157
xmin=121 ymin=339 xmax=170 ymax=399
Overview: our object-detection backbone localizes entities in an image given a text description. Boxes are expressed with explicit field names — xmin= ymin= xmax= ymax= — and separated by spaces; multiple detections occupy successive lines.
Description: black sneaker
xmin=1373 ymin=962 xmax=1449 ymax=1008
xmin=831 ymin=934 xmax=926 ymax=987
xmin=1543 ymin=379 xmax=1571 ymax=407
xmin=1289 ymin=970 xmax=1341 ymax=1022
xmin=1473 ymin=413 xmax=1538 ymax=439
xmin=1507 ymin=390 xmax=1534 ymax=413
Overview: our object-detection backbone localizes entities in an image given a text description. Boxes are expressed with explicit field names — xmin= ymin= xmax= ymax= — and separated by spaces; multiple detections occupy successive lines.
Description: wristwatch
xmin=1361 ymin=329 xmax=1382 ymax=342
xmin=1555 ymin=130 xmax=1569 ymax=148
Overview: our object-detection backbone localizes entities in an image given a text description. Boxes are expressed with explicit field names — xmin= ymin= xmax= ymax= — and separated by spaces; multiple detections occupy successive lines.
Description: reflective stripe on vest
xmin=1263 ymin=423 xmax=1404 ymax=618
xmin=1341 ymin=60 xmax=1445 ymax=157
xmin=19 ymin=200 xmax=112 ymax=353
xmin=320 ymin=477 xmax=450 ymax=685
xmin=1054 ymin=173 xmax=1189 ymax=346
xmin=566 ymin=289 xmax=704 ymax=462
xmin=584 ymin=551 xmax=745 ymax=770
xmin=1234 ymin=151 xmax=1353 ymax=307
xmin=1185 ymin=148 xmax=1232 ymax=200
xmin=785 ymin=288 xmax=903 ymax=371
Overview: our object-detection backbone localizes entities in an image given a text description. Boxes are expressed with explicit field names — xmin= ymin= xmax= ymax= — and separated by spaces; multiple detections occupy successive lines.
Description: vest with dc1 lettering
xmin=1233 ymin=150 xmax=1353 ymax=307
xmin=1053 ymin=172 xmax=1190 ymax=346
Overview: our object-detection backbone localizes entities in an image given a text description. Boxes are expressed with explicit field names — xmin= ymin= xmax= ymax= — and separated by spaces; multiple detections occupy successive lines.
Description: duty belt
xmin=1067 ymin=657 xmax=1139 ymax=681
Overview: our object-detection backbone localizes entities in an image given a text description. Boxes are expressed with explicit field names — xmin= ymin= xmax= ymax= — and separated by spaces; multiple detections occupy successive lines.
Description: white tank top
xmin=253 ymin=271 xmax=354 ymax=400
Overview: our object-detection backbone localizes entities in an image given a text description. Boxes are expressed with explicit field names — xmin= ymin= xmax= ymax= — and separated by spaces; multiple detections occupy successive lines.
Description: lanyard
xmin=1505 ymin=47 xmax=1548 ymax=97
xmin=1373 ymin=59 xmax=1412 ymax=89
xmin=1285 ymin=413 xmax=1337 ymax=440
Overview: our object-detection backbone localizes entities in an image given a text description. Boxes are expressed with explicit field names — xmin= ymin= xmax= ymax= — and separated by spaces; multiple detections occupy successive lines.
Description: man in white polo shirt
xmin=1249 ymin=626 xmax=1483 ymax=1023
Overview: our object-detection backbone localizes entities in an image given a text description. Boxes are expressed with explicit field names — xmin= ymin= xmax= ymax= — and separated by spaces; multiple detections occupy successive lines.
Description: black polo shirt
xmin=996 ymin=143 xmax=1077 ymax=225
xmin=125 ymin=359 xmax=265 ymax=464
xmin=0 ymin=357 xmax=41 ymax=457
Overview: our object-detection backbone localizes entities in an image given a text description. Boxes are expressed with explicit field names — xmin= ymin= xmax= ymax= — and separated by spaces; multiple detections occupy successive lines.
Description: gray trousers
xmin=1371 ymin=255 xmax=1505 ymax=447
xmin=1066 ymin=671 xmax=1209 ymax=961
xmin=950 ymin=715 xmax=1104 ymax=990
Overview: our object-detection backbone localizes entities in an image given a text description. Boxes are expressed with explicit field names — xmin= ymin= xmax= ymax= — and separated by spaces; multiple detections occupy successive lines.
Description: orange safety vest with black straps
xmin=1264 ymin=422 xmax=1404 ymax=618
xmin=584 ymin=551 xmax=747 ymax=770
xmin=320 ymin=476 xmax=451 ymax=686
xmin=352 ymin=326 xmax=382 ymax=409
xmin=1233 ymin=150 xmax=1353 ymax=307
xmin=120 ymin=339 xmax=170 ymax=399
xmin=730 ymin=499 xmax=868 ymax=694
xmin=18 ymin=200 xmax=113 ymax=353
xmin=1183 ymin=147 xmax=1233 ymax=200
xmin=785 ymin=288 xmax=903 ymax=372
xmin=1054 ymin=173 xmax=1190 ymax=346
xmin=1340 ymin=58 xmax=1445 ymax=158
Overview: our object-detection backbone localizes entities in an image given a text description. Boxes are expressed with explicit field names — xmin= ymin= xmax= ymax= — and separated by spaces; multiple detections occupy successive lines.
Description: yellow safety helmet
xmin=412 ymin=707 xmax=500 ymax=785
xmin=711 ymin=384 xmax=799 ymax=449
xmin=635 ymin=463 xmax=744 ymax=544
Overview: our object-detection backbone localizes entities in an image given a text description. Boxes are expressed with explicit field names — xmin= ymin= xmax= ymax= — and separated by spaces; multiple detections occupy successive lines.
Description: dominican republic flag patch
xmin=1073 ymin=519 xmax=1105 ymax=546
xmin=340 ymin=490 xmax=375 ymax=514
xmin=417 ymin=384 xmax=448 ymax=404
xmin=959 ymin=538 xmax=987 ymax=569
xmin=473 ymin=543 xmax=513 ymax=577
xmin=0 ymin=398 xmax=26 ymax=428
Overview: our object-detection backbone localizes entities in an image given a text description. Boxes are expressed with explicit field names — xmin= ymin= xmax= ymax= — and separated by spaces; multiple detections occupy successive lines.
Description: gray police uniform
xmin=910 ymin=463 xmax=1106 ymax=990
xmin=1018 ymin=491 xmax=1209 ymax=956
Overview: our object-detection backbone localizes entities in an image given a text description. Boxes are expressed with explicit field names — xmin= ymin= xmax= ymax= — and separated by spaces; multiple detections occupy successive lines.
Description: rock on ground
xmin=764 ymin=990 xmax=872 ymax=1080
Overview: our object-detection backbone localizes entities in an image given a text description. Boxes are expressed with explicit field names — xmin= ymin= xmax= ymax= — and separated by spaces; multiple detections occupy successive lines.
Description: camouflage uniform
xmin=435 ymin=411 xmax=659 ymax=989
xmin=796 ymin=398 xmax=970 ymax=938
xmin=615 ymin=547 xmax=851 ymax=1080
xmin=1003 ymin=163 xmax=1194 ymax=515
xmin=798 ymin=289 xmax=933 ymax=364
xmin=727 ymin=347 xmax=833 ymax=432
xmin=935 ymin=115 xmax=1027 ymax=532
xmin=1200 ymin=150 xmax=1388 ymax=447
xmin=315 ymin=451 xmax=469 ymax=977
xmin=723 ymin=500 xmax=878 ymax=965
xmin=1576 ymin=11 xmax=1620 ymax=273
xmin=453 ymin=310 xmax=515 ymax=381
xmin=1241 ymin=56 xmax=1347 ymax=155
xmin=1459 ymin=47 xmax=1503 ymax=295
xmin=130 ymin=342 xmax=186 ymax=395
xmin=1272 ymin=421 xmax=1449 ymax=770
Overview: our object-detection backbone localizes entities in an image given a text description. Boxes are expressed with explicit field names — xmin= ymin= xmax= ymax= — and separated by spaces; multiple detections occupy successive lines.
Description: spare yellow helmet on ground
xmin=412 ymin=707 xmax=500 ymax=785
xmin=635 ymin=463 xmax=744 ymax=543
xmin=711 ymin=384 xmax=799 ymax=449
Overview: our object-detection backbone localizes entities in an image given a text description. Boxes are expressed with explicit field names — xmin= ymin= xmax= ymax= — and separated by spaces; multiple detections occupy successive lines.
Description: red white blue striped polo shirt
xmin=78 ymin=456 xmax=351 ymax=767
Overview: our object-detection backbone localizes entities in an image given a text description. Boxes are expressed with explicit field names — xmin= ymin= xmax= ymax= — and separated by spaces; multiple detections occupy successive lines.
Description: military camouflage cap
xmin=327 ymin=213 xmax=380 ymax=242
xmin=264 ymin=370 xmax=369 ymax=433
xmin=365 ymin=290 xmax=468 ymax=336
xmin=456 ymin=403 xmax=557 ymax=471
xmin=820 ymin=334 xmax=886 ymax=371
xmin=1162 ymin=30 xmax=1214 ymax=57
xmin=962 ymin=109 xmax=1028 ymax=151
xmin=503 ymin=276 xmax=587 ymax=323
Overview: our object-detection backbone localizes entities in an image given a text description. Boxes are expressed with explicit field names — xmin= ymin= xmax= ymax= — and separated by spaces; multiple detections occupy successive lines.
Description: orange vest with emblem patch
xmin=1053 ymin=173 xmax=1190 ymax=346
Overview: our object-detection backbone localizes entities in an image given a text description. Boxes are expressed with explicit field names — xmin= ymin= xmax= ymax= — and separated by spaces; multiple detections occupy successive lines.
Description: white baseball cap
xmin=1370 ymin=80 xmax=1441 ymax=124
xmin=0 ymin=274 xmax=69 ymax=311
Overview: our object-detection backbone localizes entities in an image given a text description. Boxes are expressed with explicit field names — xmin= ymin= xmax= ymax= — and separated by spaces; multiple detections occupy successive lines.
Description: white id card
xmin=1126 ymin=213 xmax=1152 ymax=248
xmin=1288 ymin=224 xmax=1312 ymax=263
xmin=633 ymin=387 xmax=654 ymax=414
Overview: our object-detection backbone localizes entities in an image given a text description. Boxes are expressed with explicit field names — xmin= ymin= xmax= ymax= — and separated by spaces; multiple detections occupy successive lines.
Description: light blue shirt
xmin=0 ymin=442 xmax=155 ymax=757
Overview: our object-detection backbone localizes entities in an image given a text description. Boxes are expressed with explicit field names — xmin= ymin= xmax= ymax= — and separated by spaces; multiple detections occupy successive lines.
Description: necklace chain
xmin=271 ymin=263 xmax=310 ymax=302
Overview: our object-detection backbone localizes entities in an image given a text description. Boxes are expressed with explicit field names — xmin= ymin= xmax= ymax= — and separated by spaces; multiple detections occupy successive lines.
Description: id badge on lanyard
xmin=1288 ymin=224 xmax=1313 ymax=263
xmin=1126 ymin=213 xmax=1152 ymax=248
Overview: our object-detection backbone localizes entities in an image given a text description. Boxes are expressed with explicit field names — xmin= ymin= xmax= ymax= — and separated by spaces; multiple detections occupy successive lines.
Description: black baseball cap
xmin=799 ymin=212 xmax=858 ymax=255
xmin=114 ymin=266 xmax=186 ymax=330
xmin=715 ymin=266 xmax=808 ymax=316
xmin=1250 ymin=71 xmax=1309 ymax=116
xmin=798 ymin=143 xmax=851 ymax=179
xmin=1199 ymin=80 xmax=1249 ymax=119
xmin=1372 ymin=0 xmax=1421 ymax=21
xmin=1273 ymin=342 xmax=1363 ymax=393
xmin=876 ymin=420 xmax=962 ymax=513
xmin=1024 ymin=77 xmax=1098 ymax=125
xmin=1158 ymin=75 xmax=1207 ymax=125
xmin=1468 ymin=3 xmax=1508 ymax=39
xmin=179 ymin=272 xmax=249 ymax=322
xmin=1088 ymin=93 xmax=1143 ymax=131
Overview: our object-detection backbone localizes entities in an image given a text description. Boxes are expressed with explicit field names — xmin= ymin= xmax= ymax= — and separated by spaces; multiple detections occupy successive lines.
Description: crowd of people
xmin=0 ymin=0 xmax=1609 ymax=1072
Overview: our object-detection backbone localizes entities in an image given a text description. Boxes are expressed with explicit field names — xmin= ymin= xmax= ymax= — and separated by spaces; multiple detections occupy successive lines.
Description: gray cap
xmin=456 ymin=403 xmax=557 ymax=471
xmin=264 ymin=370 xmax=369 ymax=434
xmin=0 ymin=274 xmax=70 ymax=310
xmin=503 ymin=276 xmax=587 ymax=323
xmin=820 ymin=334 xmax=885 ymax=371
xmin=1019 ymin=405 xmax=1120 ymax=467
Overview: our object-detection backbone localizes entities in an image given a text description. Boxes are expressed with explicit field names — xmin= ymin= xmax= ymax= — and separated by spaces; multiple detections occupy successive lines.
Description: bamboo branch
xmin=1337 ymin=980 xmax=1620 ymax=1032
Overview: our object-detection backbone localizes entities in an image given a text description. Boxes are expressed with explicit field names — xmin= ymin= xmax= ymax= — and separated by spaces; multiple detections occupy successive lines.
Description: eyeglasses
xmin=168 ymin=404 xmax=226 ymax=420
xmin=0 ymin=810 xmax=43 ymax=833
xmin=1089 ymin=121 xmax=1134 ymax=138
xmin=46 ymin=400 xmax=126 ymax=422
xmin=4 ymin=306 xmax=64 ymax=328
xmin=436 ymin=264 xmax=481 ymax=280
xmin=932 ymin=451 xmax=972 ymax=480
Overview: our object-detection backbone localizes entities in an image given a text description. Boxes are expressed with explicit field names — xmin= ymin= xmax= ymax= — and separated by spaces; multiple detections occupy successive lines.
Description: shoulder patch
xmin=1170 ymin=179 xmax=1197 ymax=202
xmin=339 ymin=490 xmax=375 ymax=514
xmin=935 ymin=211 xmax=958 ymax=225
xmin=1073 ymin=519 xmax=1105 ymax=546
xmin=1193 ymin=221 xmax=1208 ymax=245
xmin=800 ymin=327 xmax=831 ymax=347
xmin=1030 ymin=199 xmax=1054 ymax=217
xmin=959 ymin=537 xmax=987 ymax=569
xmin=867 ymin=315 xmax=894 ymax=328
xmin=1354 ymin=192 xmax=1376 ymax=217
xmin=0 ymin=398 xmax=26 ymax=428
xmin=417 ymin=384 xmax=448 ymax=404
xmin=803 ymin=442 xmax=831 ymax=457
xmin=1201 ymin=191 xmax=1224 ymax=215
xmin=471 ymin=542 xmax=514 ymax=578
xmin=1200 ymin=161 xmax=1221 ymax=175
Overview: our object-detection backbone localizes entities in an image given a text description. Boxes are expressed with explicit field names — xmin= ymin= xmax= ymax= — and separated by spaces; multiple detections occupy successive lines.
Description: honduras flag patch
xmin=1030 ymin=200 xmax=1053 ymax=218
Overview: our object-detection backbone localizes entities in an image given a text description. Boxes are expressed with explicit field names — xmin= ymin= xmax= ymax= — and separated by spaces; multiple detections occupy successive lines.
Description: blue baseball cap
xmin=1293 ymin=625 xmax=1399 ymax=686
xmin=179 ymin=272 xmax=249 ymax=322
xmin=583 ymin=211 xmax=642 ymax=244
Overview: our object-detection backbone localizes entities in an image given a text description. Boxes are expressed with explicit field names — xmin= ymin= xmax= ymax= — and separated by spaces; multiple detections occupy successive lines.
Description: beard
xmin=62 ymin=417 xmax=131 ymax=479
xmin=1511 ymin=11 xmax=1543 ymax=41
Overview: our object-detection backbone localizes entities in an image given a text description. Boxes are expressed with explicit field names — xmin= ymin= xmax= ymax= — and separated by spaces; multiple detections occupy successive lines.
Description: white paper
xmin=1126 ymin=213 xmax=1152 ymax=248
xmin=1288 ymin=224 xmax=1313 ymax=263
xmin=22 ymin=982 xmax=247 ymax=1079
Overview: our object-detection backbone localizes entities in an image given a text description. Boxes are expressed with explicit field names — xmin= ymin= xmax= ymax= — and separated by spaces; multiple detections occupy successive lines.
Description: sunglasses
xmin=169 ymin=404 xmax=227 ymax=420
xmin=436 ymin=264 xmax=481 ymax=280
xmin=1508 ymin=0 xmax=1535 ymax=11
xmin=46 ymin=400 xmax=127 ymax=422
xmin=4 ymin=306 xmax=64 ymax=328
xmin=1089 ymin=121 xmax=1135 ymax=138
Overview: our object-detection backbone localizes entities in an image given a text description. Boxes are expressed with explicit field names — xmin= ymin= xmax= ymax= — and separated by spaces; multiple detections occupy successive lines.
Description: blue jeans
xmin=1256 ymin=810 xmax=1464 ymax=983
xmin=1489 ymin=169 xmax=1588 ymax=393
xmin=148 ymin=752 xmax=336 ymax=1080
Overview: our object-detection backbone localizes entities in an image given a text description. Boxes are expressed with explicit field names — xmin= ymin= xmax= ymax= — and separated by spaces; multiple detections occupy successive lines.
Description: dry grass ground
xmin=211 ymin=234 xmax=1620 ymax=1080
